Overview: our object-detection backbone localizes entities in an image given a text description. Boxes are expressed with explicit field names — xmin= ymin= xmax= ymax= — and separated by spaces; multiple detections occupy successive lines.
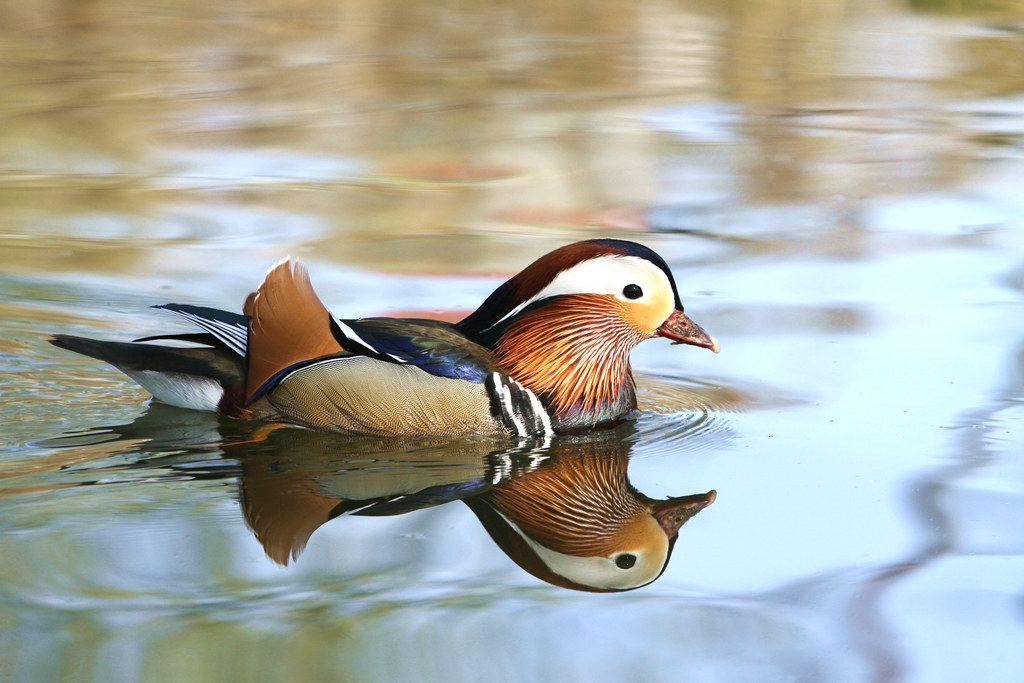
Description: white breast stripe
xmin=497 ymin=380 xmax=528 ymax=437
xmin=515 ymin=378 xmax=554 ymax=436
xmin=485 ymin=372 xmax=555 ymax=437
xmin=333 ymin=317 xmax=406 ymax=364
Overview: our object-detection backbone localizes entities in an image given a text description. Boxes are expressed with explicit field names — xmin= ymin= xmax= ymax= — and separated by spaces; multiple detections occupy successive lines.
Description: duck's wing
xmin=331 ymin=317 xmax=497 ymax=382
xmin=245 ymin=260 xmax=498 ymax=396
xmin=245 ymin=259 xmax=553 ymax=436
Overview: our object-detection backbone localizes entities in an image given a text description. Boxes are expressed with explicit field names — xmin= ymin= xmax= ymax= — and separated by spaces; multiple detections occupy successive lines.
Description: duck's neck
xmin=491 ymin=297 xmax=641 ymax=430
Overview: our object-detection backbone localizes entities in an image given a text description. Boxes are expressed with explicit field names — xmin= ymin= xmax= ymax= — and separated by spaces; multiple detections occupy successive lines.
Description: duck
xmin=51 ymin=239 xmax=719 ymax=436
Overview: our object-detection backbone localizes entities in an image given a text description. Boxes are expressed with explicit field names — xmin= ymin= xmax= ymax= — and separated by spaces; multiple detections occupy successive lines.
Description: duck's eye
xmin=622 ymin=284 xmax=643 ymax=300
xmin=615 ymin=553 xmax=637 ymax=569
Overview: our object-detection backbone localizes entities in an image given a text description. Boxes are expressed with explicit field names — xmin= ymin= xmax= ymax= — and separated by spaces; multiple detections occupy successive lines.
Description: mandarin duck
xmin=51 ymin=239 xmax=718 ymax=436
xmin=228 ymin=425 xmax=714 ymax=591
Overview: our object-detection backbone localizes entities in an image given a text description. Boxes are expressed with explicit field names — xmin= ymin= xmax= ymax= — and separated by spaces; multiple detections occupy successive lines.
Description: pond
xmin=1 ymin=1 xmax=1023 ymax=681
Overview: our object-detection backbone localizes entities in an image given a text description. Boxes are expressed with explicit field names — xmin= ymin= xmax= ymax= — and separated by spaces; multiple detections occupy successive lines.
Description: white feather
xmin=124 ymin=370 xmax=224 ymax=412
xmin=497 ymin=378 xmax=528 ymax=437
xmin=519 ymin=380 xmax=554 ymax=436
xmin=498 ymin=511 xmax=668 ymax=590
xmin=485 ymin=255 xmax=672 ymax=330
xmin=333 ymin=317 xmax=406 ymax=364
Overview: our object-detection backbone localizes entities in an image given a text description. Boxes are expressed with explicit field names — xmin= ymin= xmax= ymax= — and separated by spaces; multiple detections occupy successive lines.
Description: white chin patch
xmin=124 ymin=370 xmax=224 ymax=412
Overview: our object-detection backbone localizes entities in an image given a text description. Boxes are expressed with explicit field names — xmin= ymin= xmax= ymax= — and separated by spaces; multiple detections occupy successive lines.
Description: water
xmin=2 ymin=0 xmax=1024 ymax=681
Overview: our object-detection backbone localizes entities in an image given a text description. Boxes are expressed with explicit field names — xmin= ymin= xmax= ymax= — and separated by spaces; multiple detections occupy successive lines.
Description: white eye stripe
xmin=485 ymin=255 xmax=672 ymax=331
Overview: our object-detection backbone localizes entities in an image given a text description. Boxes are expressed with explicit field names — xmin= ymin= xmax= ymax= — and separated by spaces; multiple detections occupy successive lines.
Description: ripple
xmin=637 ymin=374 xmax=752 ymax=415
xmin=633 ymin=373 xmax=803 ymax=458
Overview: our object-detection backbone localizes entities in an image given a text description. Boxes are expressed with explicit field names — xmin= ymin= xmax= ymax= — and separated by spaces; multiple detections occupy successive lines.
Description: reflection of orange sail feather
xmin=240 ymin=460 xmax=340 ymax=565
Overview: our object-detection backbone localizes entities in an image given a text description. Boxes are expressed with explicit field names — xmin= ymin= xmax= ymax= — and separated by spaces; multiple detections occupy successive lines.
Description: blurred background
xmin=1 ymin=0 xmax=1023 ymax=681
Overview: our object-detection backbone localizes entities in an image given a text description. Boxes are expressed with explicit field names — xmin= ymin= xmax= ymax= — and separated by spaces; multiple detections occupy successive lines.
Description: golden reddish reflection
xmin=3 ymin=0 xmax=1024 ymax=277
xmin=225 ymin=423 xmax=715 ymax=592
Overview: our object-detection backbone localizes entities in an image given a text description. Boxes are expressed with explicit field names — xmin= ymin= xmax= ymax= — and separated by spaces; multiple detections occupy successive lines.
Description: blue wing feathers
xmin=335 ymin=318 xmax=495 ymax=383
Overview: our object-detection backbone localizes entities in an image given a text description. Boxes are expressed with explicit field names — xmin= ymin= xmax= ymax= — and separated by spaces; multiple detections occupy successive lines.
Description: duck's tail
xmin=50 ymin=333 xmax=247 ymax=415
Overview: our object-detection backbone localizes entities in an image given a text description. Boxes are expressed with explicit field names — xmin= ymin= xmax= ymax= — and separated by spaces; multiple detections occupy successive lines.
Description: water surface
xmin=2 ymin=1 xmax=1023 ymax=681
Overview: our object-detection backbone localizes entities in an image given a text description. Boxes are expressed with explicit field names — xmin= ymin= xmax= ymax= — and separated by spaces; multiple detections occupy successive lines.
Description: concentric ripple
xmin=633 ymin=373 xmax=802 ymax=458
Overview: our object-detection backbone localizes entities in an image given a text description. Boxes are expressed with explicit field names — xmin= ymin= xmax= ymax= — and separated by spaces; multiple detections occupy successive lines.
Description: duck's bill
xmin=651 ymin=490 xmax=717 ymax=537
xmin=656 ymin=309 xmax=720 ymax=353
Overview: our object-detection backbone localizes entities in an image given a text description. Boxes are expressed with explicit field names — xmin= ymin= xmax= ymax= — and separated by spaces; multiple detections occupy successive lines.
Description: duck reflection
xmin=44 ymin=405 xmax=715 ymax=592
xmin=225 ymin=423 xmax=715 ymax=592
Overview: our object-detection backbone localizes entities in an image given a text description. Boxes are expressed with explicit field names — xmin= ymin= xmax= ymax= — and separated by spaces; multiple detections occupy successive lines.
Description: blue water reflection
xmin=3 ymin=0 xmax=1024 ymax=681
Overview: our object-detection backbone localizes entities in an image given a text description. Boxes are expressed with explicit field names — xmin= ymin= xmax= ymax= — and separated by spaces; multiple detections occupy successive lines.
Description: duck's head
xmin=459 ymin=239 xmax=718 ymax=350
xmin=465 ymin=451 xmax=716 ymax=592
xmin=457 ymin=239 xmax=718 ymax=426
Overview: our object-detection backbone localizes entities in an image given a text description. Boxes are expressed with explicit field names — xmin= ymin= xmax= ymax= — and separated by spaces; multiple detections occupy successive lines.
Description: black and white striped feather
xmin=146 ymin=304 xmax=249 ymax=357
xmin=485 ymin=372 xmax=554 ymax=437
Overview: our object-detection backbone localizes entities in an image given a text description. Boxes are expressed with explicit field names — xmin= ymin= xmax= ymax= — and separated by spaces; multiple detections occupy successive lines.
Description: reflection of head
xmin=467 ymin=453 xmax=714 ymax=592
